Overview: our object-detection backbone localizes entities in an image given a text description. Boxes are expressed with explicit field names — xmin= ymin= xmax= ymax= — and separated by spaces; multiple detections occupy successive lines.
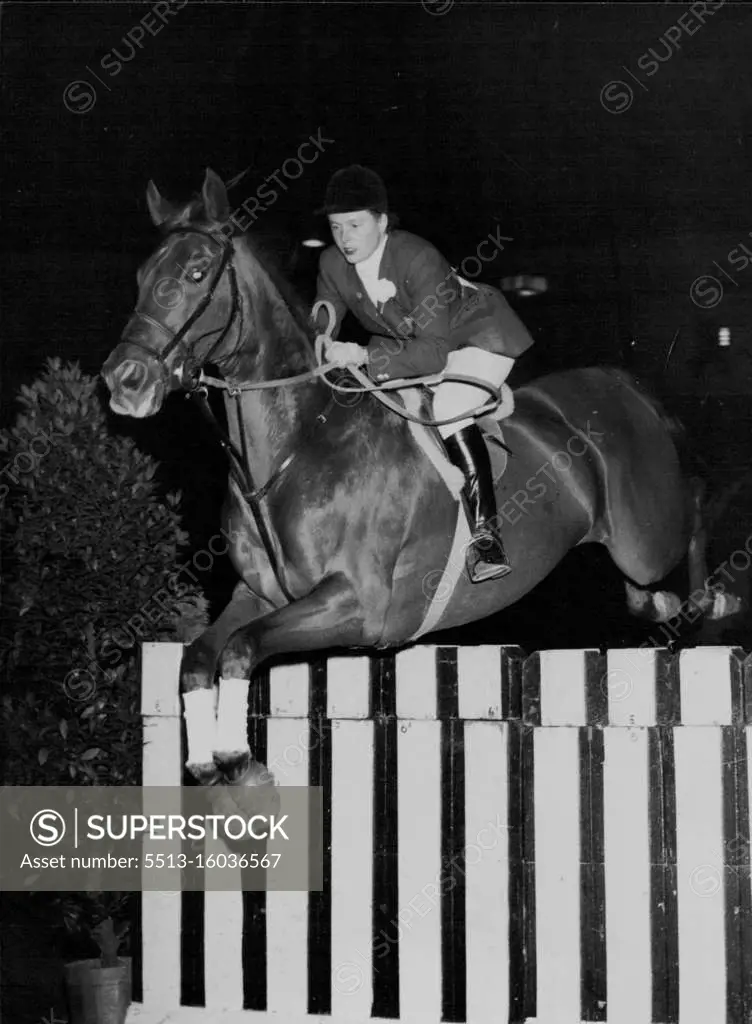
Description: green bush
xmin=0 ymin=358 xmax=212 ymax=970
xmin=0 ymin=357 xmax=209 ymax=787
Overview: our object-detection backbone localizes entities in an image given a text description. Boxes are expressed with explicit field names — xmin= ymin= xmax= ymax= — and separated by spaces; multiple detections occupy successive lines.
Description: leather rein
xmin=123 ymin=227 xmax=505 ymax=604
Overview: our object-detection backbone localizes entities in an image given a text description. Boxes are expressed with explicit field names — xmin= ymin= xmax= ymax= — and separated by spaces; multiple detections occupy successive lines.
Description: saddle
xmin=398 ymin=384 xmax=514 ymax=500
xmin=310 ymin=299 xmax=514 ymax=500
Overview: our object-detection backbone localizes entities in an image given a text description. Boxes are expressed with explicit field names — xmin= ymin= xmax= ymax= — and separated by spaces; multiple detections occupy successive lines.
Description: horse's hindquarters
xmin=519 ymin=369 xmax=692 ymax=587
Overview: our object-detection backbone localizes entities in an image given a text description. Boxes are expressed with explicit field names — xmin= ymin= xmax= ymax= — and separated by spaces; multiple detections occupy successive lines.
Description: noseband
xmin=124 ymin=227 xmax=242 ymax=390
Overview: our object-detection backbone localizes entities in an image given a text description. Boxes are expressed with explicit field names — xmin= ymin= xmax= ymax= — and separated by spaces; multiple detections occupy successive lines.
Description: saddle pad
xmin=400 ymin=383 xmax=514 ymax=500
xmin=401 ymin=389 xmax=464 ymax=499
xmin=400 ymin=387 xmax=513 ymax=642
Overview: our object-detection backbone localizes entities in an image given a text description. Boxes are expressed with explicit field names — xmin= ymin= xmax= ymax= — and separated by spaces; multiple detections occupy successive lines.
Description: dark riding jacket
xmin=314 ymin=229 xmax=534 ymax=380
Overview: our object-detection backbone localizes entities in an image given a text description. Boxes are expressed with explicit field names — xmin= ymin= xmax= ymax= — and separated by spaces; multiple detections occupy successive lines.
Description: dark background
xmin=4 ymin=0 xmax=752 ymax=651
xmin=3 ymin=5 xmax=752 ymax=1019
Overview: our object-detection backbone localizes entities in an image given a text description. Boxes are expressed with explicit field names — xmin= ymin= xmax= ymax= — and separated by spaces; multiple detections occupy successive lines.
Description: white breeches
xmin=432 ymin=347 xmax=515 ymax=439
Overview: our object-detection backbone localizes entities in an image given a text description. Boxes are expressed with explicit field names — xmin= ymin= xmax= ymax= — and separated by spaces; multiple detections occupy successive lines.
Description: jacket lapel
xmin=339 ymin=235 xmax=407 ymax=335
xmin=373 ymin=237 xmax=413 ymax=337
xmin=348 ymin=239 xmax=390 ymax=325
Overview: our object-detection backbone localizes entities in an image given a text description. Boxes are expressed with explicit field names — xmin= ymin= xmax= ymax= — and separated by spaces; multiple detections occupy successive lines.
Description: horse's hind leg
xmin=623 ymin=475 xmax=715 ymax=625
xmin=685 ymin=476 xmax=745 ymax=622
xmin=686 ymin=477 xmax=716 ymax=615
xmin=610 ymin=458 xmax=695 ymax=625
xmin=181 ymin=582 xmax=273 ymax=785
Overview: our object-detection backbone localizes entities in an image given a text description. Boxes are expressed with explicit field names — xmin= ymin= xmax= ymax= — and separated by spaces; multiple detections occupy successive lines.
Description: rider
xmin=312 ymin=164 xmax=535 ymax=583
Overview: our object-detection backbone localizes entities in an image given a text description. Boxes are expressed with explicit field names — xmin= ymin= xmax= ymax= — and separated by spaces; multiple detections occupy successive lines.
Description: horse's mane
xmin=239 ymin=229 xmax=317 ymax=347
xmin=229 ymin=231 xmax=319 ymax=380
xmin=163 ymin=196 xmax=319 ymax=371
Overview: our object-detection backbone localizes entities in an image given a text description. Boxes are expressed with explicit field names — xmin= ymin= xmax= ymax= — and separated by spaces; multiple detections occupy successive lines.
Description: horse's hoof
xmin=186 ymin=761 xmax=223 ymax=787
xmin=710 ymin=592 xmax=743 ymax=619
xmin=204 ymin=761 xmax=281 ymax=837
xmin=652 ymin=590 xmax=682 ymax=621
xmin=214 ymin=751 xmax=275 ymax=787
xmin=625 ymin=581 xmax=650 ymax=615
xmin=238 ymin=759 xmax=276 ymax=788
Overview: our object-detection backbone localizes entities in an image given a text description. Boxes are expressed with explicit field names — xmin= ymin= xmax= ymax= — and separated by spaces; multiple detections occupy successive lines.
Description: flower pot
xmin=64 ymin=956 xmax=132 ymax=1024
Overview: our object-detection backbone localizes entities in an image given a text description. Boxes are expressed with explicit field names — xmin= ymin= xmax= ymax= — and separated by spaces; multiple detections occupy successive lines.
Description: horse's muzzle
xmin=102 ymin=347 xmax=165 ymax=419
xmin=115 ymin=359 xmax=148 ymax=392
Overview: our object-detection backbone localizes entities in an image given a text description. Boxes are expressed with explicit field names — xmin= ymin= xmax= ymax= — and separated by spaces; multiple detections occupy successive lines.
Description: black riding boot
xmin=443 ymin=424 xmax=512 ymax=583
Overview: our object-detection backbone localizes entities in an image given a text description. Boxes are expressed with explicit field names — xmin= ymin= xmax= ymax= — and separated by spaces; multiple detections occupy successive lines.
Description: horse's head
xmin=102 ymin=168 xmax=240 ymax=418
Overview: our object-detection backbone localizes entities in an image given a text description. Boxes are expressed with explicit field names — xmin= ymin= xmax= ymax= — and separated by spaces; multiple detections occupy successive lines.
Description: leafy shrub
xmin=0 ymin=358 xmax=212 ymax=969
xmin=0 ymin=357 xmax=209 ymax=786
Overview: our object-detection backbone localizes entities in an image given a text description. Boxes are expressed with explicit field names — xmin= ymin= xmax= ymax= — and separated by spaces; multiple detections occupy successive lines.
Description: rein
xmin=127 ymin=230 xmax=505 ymax=606
xmin=126 ymin=225 xmax=300 ymax=602
xmin=196 ymin=298 xmax=504 ymax=430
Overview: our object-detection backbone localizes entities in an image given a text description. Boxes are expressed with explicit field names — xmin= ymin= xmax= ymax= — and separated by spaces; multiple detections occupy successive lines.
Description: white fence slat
xmin=679 ymin=647 xmax=734 ymax=725
xmin=539 ymin=649 xmax=588 ymax=726
xmin=140 ymin=642 xmax=184 ymax=1013
xmin=457 ymin=646 xmax=503 ymax=720
xmin=534 ymin=726 xmax=581 ymax=1021
xmin=265 ymin=718 xmax=310 ymax=1017
xmin=395 ymin=646 xmax=438 ymax=720
xmin=603 ymin=728 xmax=652 ymax=1024
xmin=397 ymin=720 xmax=443 ymax=1021
xmin=327 ymin=656 xmax=371 ymax=719
xmin=464 ymin=721 xmax=510 ymax=1024
xmin=330 ymin=720 xmax=375 ymax=1020
xmin=674 ymin=727 xmax=727 ymax=1024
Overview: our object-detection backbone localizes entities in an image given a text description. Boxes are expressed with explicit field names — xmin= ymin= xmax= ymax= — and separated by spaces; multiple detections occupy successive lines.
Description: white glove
xmin=325 ymin=341 xmax=369 ymax=367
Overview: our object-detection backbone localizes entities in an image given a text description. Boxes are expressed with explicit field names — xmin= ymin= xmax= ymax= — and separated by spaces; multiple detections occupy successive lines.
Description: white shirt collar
xmin=355 ymin=232 xmax=388 ymax=282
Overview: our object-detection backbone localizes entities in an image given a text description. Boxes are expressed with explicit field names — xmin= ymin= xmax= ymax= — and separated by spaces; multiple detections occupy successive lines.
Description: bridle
xmin=121 ymin=224 xmax=304 ymax=603
xmin=114 ymin=223 xmax=512 ymax=604
xmin=124 ymin=227 xmax=243 ymax=391
xmin=121 ymin=226 xmax=505 ymax=425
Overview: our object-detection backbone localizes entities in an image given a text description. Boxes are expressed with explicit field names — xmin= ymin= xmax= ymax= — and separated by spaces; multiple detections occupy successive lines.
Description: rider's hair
xmin=372 ymin=209 xmax=400 ymax=231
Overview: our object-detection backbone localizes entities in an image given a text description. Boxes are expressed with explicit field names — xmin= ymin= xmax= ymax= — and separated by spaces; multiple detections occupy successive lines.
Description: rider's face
xmin=328 ymin=210 xmax=388 ymax=264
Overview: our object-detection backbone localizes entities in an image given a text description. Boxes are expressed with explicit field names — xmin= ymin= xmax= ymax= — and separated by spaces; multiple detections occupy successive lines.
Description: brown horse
xmin=102 ymin=169 xmax=713 ymax=787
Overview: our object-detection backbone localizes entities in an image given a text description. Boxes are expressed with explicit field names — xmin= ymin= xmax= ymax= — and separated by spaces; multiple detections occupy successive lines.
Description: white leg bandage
xmin=183 ymin=687 xmax=218 ymax=765
xmin=216 ymin=677 xmax=250 ymax=753
xmin=433 ymin=349 xmax=515 ymax=439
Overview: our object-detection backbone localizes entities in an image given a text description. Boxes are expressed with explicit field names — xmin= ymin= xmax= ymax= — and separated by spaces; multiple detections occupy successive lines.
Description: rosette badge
xmin=372 ymin=277 xmax=397 ymax=308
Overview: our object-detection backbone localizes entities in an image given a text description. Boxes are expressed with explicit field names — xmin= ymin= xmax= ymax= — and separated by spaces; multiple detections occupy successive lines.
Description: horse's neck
xmin=223 ymin=267 xmax=320 ymax=486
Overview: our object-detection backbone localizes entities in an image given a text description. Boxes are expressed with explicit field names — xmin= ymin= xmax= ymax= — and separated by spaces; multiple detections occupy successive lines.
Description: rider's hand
xmin=325 ymin=341 xmax=369 ymax=367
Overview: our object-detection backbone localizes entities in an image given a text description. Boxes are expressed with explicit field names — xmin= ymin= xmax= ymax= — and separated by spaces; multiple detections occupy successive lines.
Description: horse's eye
xmin=190 ymin=268 xmax=206 ymax=283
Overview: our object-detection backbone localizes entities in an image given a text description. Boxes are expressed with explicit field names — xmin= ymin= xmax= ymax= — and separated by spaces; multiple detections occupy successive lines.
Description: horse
xmin=102 ymin=168 xmax=717 ymax=788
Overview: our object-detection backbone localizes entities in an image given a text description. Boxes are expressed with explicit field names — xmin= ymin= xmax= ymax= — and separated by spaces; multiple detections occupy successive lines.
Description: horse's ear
xmin=146 ymin=180 xmax=174 ymax=227
xmin=201 ymin=168 xmax=230 ymax=224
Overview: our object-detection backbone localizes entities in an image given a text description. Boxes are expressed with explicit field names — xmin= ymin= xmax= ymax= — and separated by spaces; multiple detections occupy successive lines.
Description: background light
xmin=500 ymin=274 xmax=548 ymax=297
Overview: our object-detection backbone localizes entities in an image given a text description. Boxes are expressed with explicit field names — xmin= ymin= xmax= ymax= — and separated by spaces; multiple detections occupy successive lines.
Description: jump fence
xmin=127 ymin=641 xmax=752 ymax=1024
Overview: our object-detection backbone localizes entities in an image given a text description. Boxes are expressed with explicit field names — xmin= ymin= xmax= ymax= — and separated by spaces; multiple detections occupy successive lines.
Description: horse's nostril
xmin=120 ymin=362 xmax=146 ymax=390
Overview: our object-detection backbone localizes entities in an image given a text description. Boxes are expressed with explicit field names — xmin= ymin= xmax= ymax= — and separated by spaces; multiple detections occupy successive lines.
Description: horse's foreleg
xmin=182 ymin=583 xmax=275 ymax=785
xmin=213 ymin=573 xmax=365 ymax=782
